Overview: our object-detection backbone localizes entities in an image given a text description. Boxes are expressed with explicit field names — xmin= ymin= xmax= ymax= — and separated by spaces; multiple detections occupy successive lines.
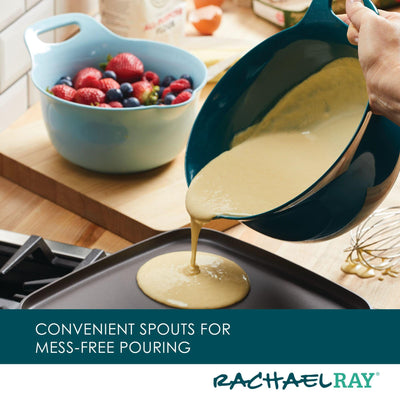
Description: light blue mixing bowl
xmin=25 ymin=13 xmax=207 ymax=173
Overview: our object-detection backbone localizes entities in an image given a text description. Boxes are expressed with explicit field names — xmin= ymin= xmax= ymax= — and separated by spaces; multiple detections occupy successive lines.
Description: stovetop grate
xmin=0 ymin=230 xmax=106 ymax=308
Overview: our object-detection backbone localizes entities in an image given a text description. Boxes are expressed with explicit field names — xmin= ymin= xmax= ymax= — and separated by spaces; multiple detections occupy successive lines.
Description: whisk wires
xmin=346 ymin=206 xmax=400 ymax=276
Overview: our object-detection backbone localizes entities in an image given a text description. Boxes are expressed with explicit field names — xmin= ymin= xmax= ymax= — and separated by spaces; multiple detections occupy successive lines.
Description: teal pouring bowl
xmin=25 ymin=13 xmax=207 ymax=173
xmin=185 ymin=0 xmax=400 ymax=241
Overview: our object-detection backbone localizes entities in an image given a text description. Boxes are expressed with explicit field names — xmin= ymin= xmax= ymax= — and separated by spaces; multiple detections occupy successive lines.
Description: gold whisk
xmin=345 ymin=206 xmax=400 ymax=277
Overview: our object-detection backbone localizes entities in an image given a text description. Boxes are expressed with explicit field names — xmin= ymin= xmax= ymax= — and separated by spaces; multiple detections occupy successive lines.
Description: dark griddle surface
xmin=21 ymin=229 xmax=370 ymax=309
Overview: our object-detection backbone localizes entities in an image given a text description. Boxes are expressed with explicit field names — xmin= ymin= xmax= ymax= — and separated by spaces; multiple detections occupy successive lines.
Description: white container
xmin=99 ymin=0 xmax=186 ymax=45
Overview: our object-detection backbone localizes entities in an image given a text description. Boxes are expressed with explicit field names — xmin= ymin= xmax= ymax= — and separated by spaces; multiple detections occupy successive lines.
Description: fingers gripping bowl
xmin=25 ymin=13 xmax=207 ymax=173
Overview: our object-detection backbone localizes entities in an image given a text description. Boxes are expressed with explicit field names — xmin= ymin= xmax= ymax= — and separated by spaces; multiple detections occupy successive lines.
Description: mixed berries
xmin=48 ymin=52 xmax=194 ymax=108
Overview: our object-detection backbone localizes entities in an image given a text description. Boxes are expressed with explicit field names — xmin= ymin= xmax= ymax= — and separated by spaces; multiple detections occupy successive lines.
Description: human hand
xmin=341 ymin=0 xmax=400 ymax=126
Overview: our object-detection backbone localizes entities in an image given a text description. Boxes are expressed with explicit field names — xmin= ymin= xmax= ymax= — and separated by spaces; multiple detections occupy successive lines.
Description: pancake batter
xmin=137 ymin=57 xmax=368 ymax=308
xmin=136 ymin=251 xmax=249 ymax=309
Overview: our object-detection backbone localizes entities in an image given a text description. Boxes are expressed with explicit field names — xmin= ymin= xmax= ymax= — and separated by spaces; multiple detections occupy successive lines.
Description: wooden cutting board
xmin=0 ymin=102 xmax=237 ymax=243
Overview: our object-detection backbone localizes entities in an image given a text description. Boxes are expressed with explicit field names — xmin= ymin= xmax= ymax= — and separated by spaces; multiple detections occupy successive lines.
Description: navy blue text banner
xmin=0 ymin=310 xmax=397 ymax=364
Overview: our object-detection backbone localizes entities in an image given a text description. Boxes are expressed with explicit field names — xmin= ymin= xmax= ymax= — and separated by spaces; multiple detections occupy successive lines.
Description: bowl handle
xmin=24 ymin=13 xmax=110 ymax=59
xmin=301 ymin=0 xmax=378 ymax=24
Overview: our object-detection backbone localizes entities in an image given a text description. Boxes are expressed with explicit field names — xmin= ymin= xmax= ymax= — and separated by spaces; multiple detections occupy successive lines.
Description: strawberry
xmin=97 ymin=103 xmax=112 ymax=108
xmin=172 ymin=90 xmax=192 ymax=104
xmin=132 ymin=80 xmax=158 ymax=105
xmin=80 ymin=75 xmax=100 ymax=88
xmin=108 ymin=101 xmax=123 ymax=108
xmin=73 ymin=67 xmax=102 ymax=89
xmin=106 ymin=53 xmax=144 ymax=83
xmin=161 ymin=86 xmax=172 ymax=100
xmin=96 ymin=78 xmax=120 ymax=93
xmin=50 ymin=84 xmax=76 ymax=102
xmin=74 ymin=88 xmax=106 ymax=105
xmin=170 ymin=78 xmax=191 ymax=93
xmin=142 ymin=71 xmax=160 ymax=86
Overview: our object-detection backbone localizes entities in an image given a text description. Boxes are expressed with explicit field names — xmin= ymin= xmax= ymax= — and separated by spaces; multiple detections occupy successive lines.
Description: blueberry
xmin=120 ymin=82 xmax=133 ymax=98
xmin=183 ymin=88 xmax=193 ymax=94
xmin=161 ymin=75 xmax=176 ymax=87
xmin=123 ymin=97 xmax=141 ymax=107
xmin=56 ymin=78 xmax=73 ymax=87
xmin=180 ymin=74 xmax=193 ymax=87
xmin=164 ymin=93 xmax=176 ymax=105
xmin=106 ymin=88 xmax=123 ymax=102
xmin=103 ymin=70 xmax=117 ymax=80
xmin=158 ymin=86 xmax=166 ymax=97
xmin=60 ymin=75 xmax=72 ymax=81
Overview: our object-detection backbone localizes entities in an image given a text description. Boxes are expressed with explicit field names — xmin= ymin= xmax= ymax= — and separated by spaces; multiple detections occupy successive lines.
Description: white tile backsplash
xmin=0 ymin=0 xmax=54 ymax=94
xmin=0 ymin=75 xmax=28 ymax=132
xmin=0 ymin=1 xmax=25 ymax=32
xmin=25 ymin=0 xmax=42 ymax=10
xmin=0 ymin=0 xmax=101 ymax=133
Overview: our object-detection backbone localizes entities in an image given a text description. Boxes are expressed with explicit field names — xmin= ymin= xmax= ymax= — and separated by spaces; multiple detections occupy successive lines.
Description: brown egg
xmin=193 ymin=0 xmax=224 ymax=8
xmin=189 ymin=5 xmax=223 ymax=35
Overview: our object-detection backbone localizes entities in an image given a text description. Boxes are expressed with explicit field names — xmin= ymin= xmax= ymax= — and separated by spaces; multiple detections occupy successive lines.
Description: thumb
xmin=347 ymin=22 xmax=360 ymax=45
xmin=346 ymin=0 xmax=376 ymax=30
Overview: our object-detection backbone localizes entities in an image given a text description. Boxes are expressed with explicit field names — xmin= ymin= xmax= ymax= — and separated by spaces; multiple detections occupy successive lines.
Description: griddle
xmin=20 ymin=228 xmax=370 ymax=309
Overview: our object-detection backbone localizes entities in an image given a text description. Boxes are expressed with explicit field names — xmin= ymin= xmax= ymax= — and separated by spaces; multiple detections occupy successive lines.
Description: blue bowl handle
xmin=301 ymin=0 xmax=378 ymax=24
xmin=24 ymin=13 xmax=110 ymax=60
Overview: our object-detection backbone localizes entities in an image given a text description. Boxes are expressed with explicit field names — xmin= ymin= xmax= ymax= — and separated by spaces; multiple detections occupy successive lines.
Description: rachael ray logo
xmin=213 ymin=371 xmax=377 ymax=391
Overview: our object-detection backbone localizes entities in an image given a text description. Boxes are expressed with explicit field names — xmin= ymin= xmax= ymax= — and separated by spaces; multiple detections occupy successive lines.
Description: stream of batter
xmin=137 ymin=57 xmax=368 ymax=308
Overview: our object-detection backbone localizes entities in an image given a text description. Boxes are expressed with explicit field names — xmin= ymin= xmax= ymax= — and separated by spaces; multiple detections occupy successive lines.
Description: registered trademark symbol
xmin=376 ymin=372 xmax=380 ymax=376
